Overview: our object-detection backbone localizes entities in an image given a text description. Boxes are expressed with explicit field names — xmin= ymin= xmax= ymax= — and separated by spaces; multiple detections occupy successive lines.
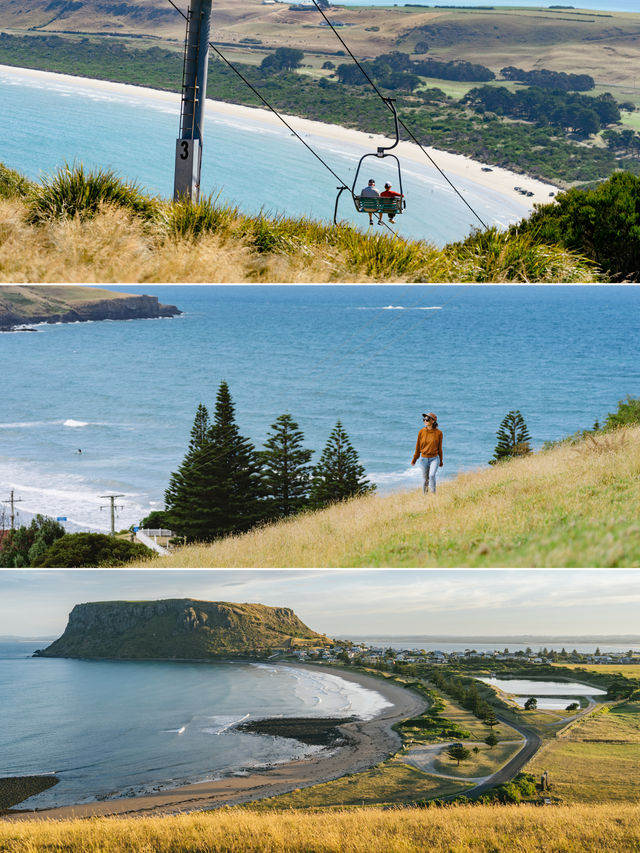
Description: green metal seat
xmin=355 ymin=196 xmax=403 ymax=215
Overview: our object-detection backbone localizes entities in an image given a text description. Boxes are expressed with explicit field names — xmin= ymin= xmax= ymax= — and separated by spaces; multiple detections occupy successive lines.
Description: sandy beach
xmin=0 ymin=64 xmax=558 ymax=210
xmin=7 ymin=665 xmax=427 ymax=822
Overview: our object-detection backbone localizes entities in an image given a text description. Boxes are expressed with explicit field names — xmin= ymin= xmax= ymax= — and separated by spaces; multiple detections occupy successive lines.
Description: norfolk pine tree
xmin=187 ymin=381 xmax=264 ymax=540
xmin=490 ymin=409 xmax=532 ymax=464
xmin=309 ymin=421 xmax=375 ymax=508
xmin=165 ymin=385 xmax=264 ymax=542
xmin=260 ymin=414 xmax=313 ymax=519
xmin=165 ymin=403 xmax=211 ymax=537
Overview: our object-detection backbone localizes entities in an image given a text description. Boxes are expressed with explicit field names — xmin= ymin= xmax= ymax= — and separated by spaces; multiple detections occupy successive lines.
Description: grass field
xmin=429 ymin=741 xmax=521 ymax=779
xmin=3 ymin=804 xmax=640 ymax=852
xmin=133 ymin=425 xmax=640 ymax=568
xmin=527 ymin=702 xmax=640 ymax=802
xmin=553 ymin=664 xmax=640 ymax=678
xmin=251 ymin=762 xmax=470 ymax=810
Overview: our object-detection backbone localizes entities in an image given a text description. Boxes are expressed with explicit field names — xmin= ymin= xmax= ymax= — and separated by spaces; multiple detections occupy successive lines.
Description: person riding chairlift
xmin=359 ymin=178 xmax=379 ymax=225
xmin=378 ymin=182 xmax=403 ymax=225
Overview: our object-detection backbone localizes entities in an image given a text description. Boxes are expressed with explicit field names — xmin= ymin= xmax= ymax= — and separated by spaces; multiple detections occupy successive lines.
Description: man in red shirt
xmin=378 ymin=182 xmax=402 ymax=225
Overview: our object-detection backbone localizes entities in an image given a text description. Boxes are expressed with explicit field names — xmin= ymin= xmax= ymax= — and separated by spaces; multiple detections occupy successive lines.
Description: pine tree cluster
xmin=164 ymin=382 xmax=375 ymax=542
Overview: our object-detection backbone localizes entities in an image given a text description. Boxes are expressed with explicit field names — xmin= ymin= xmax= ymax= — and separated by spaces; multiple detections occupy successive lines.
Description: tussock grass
xmin=136 ymin=425 xmax=640 ymax=568
xmin=3 ymin=804 xmax=640 ymax=852
xmin=0 ymin=162 xmax=603 ymax=282
xmin=27 ymin=162 xmax=158 ymax=224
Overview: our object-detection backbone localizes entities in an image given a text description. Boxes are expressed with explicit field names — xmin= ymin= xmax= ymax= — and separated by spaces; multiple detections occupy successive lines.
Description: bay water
xmin=2 ymin=284 xmax=639 ymax=531
xmin=0 ymin=640 xmax=390 ymax=808
xmin=0 ymin=65 xmax=535 ymax=246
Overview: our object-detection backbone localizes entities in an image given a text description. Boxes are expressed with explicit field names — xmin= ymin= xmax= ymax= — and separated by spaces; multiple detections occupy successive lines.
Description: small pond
xmin=479 ymin=677 xmax=607 ymax=697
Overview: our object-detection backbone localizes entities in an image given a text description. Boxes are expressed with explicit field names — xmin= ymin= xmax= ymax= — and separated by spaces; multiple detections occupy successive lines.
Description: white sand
xmin=1 ymin=64 xmax=559 ymax=210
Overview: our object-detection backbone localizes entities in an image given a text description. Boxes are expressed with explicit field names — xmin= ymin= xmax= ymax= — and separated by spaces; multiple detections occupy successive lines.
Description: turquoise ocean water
xmin=0 ymin=65 xmax=537 ymax=246
xmin=2 ymin=285 xmax=639 ymax=531
xmin=0 ymin=640 xmax=390 ymax=809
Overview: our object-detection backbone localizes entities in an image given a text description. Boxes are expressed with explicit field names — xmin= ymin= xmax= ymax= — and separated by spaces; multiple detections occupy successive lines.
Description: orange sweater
xmin=412 ymin=427 xmax=443 ymax=464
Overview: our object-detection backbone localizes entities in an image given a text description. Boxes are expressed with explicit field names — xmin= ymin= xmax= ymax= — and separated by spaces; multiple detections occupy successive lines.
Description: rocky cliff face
xmin=36 ymin=599 xmax=330 ymax=659
xmin=0 ymin=287 xmax=180 ymax=328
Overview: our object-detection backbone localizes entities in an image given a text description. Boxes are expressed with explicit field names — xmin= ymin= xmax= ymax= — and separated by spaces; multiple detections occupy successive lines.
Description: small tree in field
xmin=309 ymin=421 xmax=375 ymax=508
xmin=485 ymin=731 xmax=499 ymax=749
xmin=490 ymin=409 xmax=532 ymax=464
xmin=260 ymin=414 xmax=313 ymax=519
xmin=524 ymin=697 xmax=538 ymax=711
xmin=447 ymin=743 xmax=471 ymax=766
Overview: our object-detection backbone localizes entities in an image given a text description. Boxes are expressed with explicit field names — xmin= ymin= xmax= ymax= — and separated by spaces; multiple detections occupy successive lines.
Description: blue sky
xmin=1 ymin=570 xmax=639 ymax=638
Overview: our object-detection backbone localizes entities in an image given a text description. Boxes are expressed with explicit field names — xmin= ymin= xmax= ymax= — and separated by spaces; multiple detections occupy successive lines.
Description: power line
xmin=164 ymin=0 xmax=400 ymax=236
xmin=309 ymin=0 xmax=489 ymax=231
xmin=100 ymin=494 xmax=125 ymax=535
xmin=1 ymin=489 xmax=23 ymax=530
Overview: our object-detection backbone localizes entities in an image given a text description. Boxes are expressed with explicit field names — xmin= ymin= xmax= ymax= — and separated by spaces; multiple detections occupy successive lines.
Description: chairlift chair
xmin=334 ymin=98 xmax=407 ymax=225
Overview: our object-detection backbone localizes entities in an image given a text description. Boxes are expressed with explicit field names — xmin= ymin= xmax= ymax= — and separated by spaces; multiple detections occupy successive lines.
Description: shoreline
xmin=0 ymin=63 xmax=558 ymax=209
xmin=5 ymin=664 xmax=427 ymax=822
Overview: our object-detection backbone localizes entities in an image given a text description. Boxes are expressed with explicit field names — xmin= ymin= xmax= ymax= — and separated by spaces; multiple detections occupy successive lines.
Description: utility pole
xmin=1 ymin=489 xmax=23 ymax=530
xmin=174 ymin=0 xmax=213 ymax=202
xmin=100 ymin=494 xmax=124 ymax=536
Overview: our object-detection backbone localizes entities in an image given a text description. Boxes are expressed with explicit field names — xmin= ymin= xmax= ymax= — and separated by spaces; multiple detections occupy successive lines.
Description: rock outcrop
xmin=0 ymin=286 xmax=180 ymax=329
xmin=35 ymin=599 xmax=331 ymax=659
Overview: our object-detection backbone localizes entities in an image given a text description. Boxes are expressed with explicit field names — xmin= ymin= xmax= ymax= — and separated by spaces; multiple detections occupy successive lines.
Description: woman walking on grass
xmin=411 ymin=412 xmax=443 ymax=494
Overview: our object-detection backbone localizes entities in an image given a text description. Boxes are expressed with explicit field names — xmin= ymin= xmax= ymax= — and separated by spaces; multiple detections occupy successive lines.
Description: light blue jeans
xmin=418 ymin=455 xmax=439 ymax=493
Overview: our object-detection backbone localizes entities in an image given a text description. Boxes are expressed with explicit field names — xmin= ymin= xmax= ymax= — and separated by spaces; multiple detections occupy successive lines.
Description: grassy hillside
xmin=3 ymin=804 xmax=640 ymax=852
xmin=527 ymin=702 xmax=640 ymax=802
xmin=134 ymin=425 xmax=640 ymax=568
xmin=0 ymin=285 xmax=137 ymax=316
xmin=0 ymin=164 xmax=599 ymax=282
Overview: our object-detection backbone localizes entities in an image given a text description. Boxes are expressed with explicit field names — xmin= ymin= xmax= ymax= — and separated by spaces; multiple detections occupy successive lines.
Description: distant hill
xmin=35 ymin=599 xmax=331 ymax=659
xmin=0 ymin=285 xmax=180 ymax=328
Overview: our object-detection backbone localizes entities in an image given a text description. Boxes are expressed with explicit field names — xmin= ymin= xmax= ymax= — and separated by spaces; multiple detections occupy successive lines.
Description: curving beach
xmin=0 ymin=63 xmax=558 ymax=213
xmin=7 ymin=665 xmax=427 ymax=821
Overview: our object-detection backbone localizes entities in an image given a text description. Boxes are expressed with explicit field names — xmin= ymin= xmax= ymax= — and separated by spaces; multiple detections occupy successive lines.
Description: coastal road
xmin=461 ymin=716 xmax=542 ymax=798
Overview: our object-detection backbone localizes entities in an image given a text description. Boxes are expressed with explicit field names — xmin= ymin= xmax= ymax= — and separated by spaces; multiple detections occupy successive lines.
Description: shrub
xmin=28 ymin=162 xmax=157 ymax=223
xmin=517 ymin=172 xmax=640 ymax=281
xmin=604 ymin=395 xmax=640 ymax=430
xmin=0 ymin=162 xmax=32 ymax=199
xmin=32 ymin=533 xmax=154 ymax=567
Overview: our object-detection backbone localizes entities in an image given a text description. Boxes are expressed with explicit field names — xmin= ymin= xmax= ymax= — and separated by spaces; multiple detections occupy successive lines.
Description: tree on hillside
xmin=485 ymin=731 xmax=499 ymax=749
xmin=523 ymin=697 xmax=537 ymax=711
xmin=489 ymin=410 xmax=532 ymax=464
xmin=0 ymin=515 xmax=66 ymax=568
xmin=309 ymin=421 xmax=375 ymax=508
xmin=166 ymin=383 xmax=265 ymax=542
xmin=260 ymin=414 xmax=313 ymax=519
xmin=483 ymin=709 xmax=498 ymax=728
xmin=165 ymin=403 xmax=211 ymax=537
xmin=260 ymin=47 xmax=304 ymax=74
xmin=447 ymin=743 xmax=471 ymax=765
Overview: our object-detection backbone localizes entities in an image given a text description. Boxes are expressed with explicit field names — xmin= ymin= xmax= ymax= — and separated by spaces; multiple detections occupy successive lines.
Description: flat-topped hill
xmin=0 ymin=285 xmax=180 ymax=328
xmin=35 ymin=599 xmax=331 ymax=659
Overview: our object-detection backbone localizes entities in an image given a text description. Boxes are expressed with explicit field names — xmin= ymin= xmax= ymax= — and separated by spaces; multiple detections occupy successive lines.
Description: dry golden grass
xmin=136 ymin=425 xmax=640 ymax=568
xmin=0 ymin=191 xmax=598 ymax=283
xmin=3 ymin=804 xmax=640 ymax=852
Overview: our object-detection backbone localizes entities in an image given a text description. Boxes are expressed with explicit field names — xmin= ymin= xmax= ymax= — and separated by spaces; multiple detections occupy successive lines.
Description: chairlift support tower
xmin=174 ymin=0 xmax=212 ymax=201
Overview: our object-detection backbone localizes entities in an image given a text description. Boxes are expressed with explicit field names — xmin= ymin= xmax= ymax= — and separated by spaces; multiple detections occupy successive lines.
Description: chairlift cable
xmin=309 ymin=0 xmax=489 ymax=230
xmin=165 ymin=0 xmax=398 ymax=235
